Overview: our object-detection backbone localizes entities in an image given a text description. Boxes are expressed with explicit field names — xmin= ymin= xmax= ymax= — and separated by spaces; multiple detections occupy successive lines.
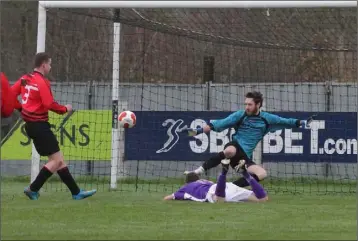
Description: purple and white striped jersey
xmin=173 ymin=180 xmax=214 ymax=202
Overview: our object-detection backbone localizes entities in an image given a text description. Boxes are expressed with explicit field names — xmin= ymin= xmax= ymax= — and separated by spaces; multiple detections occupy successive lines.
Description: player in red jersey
xmin=12 ymin=52 xmax=96 ymax=200
xmin=1 ymin=72 xmax=21 ymax=117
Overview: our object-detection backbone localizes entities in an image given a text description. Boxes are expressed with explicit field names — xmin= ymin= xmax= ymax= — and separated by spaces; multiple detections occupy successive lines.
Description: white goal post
xmin=33 ymin=0 xmax=357 ymax=189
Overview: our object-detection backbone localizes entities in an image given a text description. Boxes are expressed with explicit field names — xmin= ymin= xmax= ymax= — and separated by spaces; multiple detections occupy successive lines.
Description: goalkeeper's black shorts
xmin=24 ymin=121 xmax=60 ymax=157
xmin=224 ymin=141 xmax=256 ymax=168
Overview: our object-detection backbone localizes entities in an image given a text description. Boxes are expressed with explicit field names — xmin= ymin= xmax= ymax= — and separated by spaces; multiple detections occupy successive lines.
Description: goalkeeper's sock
xmin=215 ymin=173 xmax=227 ymax=198
xmin=202 ymin=151 xmax=226 ymax=171
xmin=232 ymin=174 xmax=260 ymax=188
xmin=57 ymin=166 xmax=81 ymax=195
xmin=242 ymin=171 xmax=267 ymax=199
xmin=29 ymin=166 xmax=53 ymax=192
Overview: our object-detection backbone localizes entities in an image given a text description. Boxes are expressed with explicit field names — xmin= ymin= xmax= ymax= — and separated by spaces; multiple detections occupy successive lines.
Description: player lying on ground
xmin=1 ymin=72 xmax=21 ymax=117
xmin=164 ymin=159 xmax=268 ymax=203
xmin=183 ymin=91 xmax=314 ymax=188
xmin=11 ymin=52 xmax=96 ymax=200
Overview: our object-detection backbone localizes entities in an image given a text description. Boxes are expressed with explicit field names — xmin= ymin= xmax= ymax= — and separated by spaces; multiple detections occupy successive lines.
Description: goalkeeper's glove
xmin=300 ymin=114 xmax=316 ymax=128
xmin=183 ymin=127 xmax=203 ymax=136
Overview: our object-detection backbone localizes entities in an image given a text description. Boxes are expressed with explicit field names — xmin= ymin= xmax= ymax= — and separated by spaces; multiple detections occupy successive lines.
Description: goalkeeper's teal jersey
xmin=210 ymin=110 xmax=300 ymax=159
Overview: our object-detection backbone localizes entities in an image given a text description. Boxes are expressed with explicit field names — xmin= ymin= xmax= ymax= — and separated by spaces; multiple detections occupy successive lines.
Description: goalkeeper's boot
xmin=24 ymin=186 xmax=40 ymax=200
xmin=184 ymin=166 xmax=205 ymax=176
xmin=72 ymin=189 xmax=97 ymax=200
xmin=221 ymin=159 xmax=230 ymax=173
xmin=234 ymin=160 xmax=247 ymax=174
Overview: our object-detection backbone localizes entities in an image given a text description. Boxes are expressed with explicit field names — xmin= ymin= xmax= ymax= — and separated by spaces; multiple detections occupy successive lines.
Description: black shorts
xmin=224 ymin=141 xmax=256 ymax=168
xmin=24 ymin=121 xmax=60 ymax=156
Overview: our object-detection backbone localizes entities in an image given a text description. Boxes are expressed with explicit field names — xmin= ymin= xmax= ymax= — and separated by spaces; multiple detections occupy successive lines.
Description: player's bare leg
xmin=184 ymin=146 xmax=237 ymax=175
xmin=212 ymin=159 xmax=230 ymax=203
xmin=235 ymin=160 xmax=268 ymax=202
xmin=247 ymin=165 xmax=267 ymax=181
xmin=232 ymin=163 xmax=267 ymax=187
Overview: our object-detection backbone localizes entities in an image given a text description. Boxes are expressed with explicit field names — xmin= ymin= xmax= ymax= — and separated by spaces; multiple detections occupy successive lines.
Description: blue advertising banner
xmin=262 ymin=112 xmax=356 ymax=163
xmin=125 ymin=111 xmax=357 ymax=163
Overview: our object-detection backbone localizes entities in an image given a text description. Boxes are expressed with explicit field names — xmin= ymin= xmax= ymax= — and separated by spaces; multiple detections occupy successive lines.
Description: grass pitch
xmin=1 ymin=181 xmax=355 ymax=240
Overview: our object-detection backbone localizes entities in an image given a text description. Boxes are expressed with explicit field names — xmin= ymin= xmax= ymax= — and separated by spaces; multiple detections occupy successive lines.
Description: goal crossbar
xmin=39 ymin=1 xmax=357 ymax=9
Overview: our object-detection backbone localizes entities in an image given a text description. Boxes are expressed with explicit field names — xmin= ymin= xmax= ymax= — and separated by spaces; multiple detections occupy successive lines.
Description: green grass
xmin=2 ymin=175 xmax=356 ymax=195
xmin=1 ymin=181 xmax=356 ymax=240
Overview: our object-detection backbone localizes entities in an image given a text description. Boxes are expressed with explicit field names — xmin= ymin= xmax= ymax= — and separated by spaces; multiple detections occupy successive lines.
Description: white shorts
xmin=206 ymin=182 xmax=253 ymax=203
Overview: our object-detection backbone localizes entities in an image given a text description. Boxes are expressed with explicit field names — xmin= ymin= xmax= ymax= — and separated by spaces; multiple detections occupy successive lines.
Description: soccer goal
xmin=29 ymin=1 xmax=356 ymax=194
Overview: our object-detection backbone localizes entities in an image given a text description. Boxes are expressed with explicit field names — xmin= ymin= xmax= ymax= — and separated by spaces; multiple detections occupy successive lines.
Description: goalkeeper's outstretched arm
xmin=210 ymin=110 xmax=245 ymax=132
xmin=263 ymin=112 xmax=316 ymax=132
xmin=186 ymin=110 xmax=245 ymax=136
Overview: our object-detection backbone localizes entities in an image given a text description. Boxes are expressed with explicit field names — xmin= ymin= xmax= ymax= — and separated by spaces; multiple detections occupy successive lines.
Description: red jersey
xmin=1 ymin=72 xmax=20 ymax=118
xmin=11 ymin=71 xmax=67 ymax=122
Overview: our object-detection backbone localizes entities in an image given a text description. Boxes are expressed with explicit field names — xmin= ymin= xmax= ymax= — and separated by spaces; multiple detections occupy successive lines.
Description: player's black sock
xmin=30 ymin=166 xmax=53 ymax=192
xmin=202 ymin=152 xmax=226 ymax=171
xmin=57 ymin=167 xmax=81 ymax=195
xmin=233 ymin=174 xmax=260 ymax=187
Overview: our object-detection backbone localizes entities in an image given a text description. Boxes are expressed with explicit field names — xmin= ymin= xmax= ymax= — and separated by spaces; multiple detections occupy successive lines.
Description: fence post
xmin=323 ymin=81 xmax=332 ymax=177
xmin=204 ymin=56 xmax=214 ymax=110
xmin=87 ymin=81 xmax=94 ymax=176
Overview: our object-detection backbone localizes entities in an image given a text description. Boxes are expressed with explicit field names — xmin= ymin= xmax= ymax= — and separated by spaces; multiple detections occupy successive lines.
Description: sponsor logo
xmin=264 ymin=120 xmax=357 ymax=155
xmin=156 ymin=118 xmax=235 ymax=154
xmin=156 ymin=119 xmax=187 ymax=153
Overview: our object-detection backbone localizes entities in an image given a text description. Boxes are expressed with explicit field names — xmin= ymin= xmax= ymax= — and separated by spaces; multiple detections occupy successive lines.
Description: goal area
xmin=1 ymin=1 xmax=356 ymax=195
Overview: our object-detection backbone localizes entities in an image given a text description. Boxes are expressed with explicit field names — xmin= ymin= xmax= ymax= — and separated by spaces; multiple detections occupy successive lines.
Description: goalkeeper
xmin=164 ymin=159 xmax=268 ymax=203
xmin=184 ymin=91 xmax=314 ymax=188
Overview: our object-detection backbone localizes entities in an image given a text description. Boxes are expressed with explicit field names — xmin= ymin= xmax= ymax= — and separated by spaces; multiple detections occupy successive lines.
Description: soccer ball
xmin=118 ymin=110 xmax=136 ymax=128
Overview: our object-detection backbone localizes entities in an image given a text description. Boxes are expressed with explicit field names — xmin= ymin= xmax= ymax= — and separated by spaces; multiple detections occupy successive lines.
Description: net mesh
xmin=1 ymin=4 xmax=356 ymax=194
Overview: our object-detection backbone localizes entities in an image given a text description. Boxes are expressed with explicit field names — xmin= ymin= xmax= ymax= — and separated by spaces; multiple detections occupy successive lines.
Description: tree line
xmin=1 ymin=3 xmax=356 ymax=84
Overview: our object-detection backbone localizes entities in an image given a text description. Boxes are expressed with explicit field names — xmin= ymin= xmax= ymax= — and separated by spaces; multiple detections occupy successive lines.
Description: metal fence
xmin=48 ymin=81 xmax=357 ymax=112
xmin=1 ymin=82 xmax=357 ymax=181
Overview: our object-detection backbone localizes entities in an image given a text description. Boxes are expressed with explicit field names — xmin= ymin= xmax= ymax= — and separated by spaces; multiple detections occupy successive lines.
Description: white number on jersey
xmin=22 ymin=85 xmax=39 ymax=104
